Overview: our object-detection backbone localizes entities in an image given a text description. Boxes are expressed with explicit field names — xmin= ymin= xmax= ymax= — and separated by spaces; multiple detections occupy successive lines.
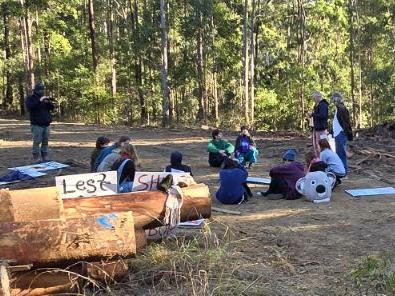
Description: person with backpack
xmin=111 ymin=144 xmax=137 ymax=193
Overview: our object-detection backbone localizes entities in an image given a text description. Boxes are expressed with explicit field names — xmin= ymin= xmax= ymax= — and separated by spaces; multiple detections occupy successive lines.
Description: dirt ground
xmin=1 ymin=118 xmax=395 ymax=295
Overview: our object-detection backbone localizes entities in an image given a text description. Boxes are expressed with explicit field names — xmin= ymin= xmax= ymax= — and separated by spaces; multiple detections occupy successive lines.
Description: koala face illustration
xmin=296 ymin=171 xmax=336 ymax=202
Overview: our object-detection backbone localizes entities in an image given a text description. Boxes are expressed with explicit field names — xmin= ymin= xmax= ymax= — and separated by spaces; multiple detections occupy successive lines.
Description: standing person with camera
xmin=25 ymin=82 xmax=55 ymax=163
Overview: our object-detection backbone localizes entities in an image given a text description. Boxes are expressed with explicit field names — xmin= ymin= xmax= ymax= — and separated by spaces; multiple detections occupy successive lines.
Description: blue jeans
xmin=237 ymin=148 xmax=258 ymax=165
xmin=31 ymin=125 xmax=50 ymax=154
xmin=335 ymin=131 xmax=347 ymax=174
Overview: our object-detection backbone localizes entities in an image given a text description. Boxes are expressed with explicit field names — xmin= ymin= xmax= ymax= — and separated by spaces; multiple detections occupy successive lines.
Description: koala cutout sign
xmin=296 ymin=171 xmax=336 ymax=203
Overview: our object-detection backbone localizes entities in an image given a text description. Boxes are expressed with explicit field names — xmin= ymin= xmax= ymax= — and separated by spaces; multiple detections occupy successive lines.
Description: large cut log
xmin=0 ymin=212 xmax=140 ymax=266
xmin=2 ymin=187 xmax=62 ymax=222
xmin=5 ymin=184 xmax=211 ymax=228
xmin=0 ymin=190 xmax=14 ymax=222
xmin=62 ymin=183 xmax=212 ymax=229
xmin=10 ymin=269 xmax=82 ymax=296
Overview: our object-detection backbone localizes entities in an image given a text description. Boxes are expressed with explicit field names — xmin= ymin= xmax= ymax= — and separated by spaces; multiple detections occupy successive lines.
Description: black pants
xmin=266 ymin=178 xmax=288 ymax=197
xmin=208 ymin=152 xmax=227 ymax=167
xmin=242 ymin=182 xmax=253 ymax=198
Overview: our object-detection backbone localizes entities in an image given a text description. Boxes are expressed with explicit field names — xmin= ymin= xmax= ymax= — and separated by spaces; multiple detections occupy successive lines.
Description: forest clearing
xmin=1 ymin=118 xmax=395 ymax=295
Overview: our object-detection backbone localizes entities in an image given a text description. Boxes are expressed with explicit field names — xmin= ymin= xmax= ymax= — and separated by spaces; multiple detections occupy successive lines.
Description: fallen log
xmin=1 ymin=187 xmax=62 ymax=222
xmin=62 ymin=183 xmax=211 ymax=229
xmin=0 ymin=211 xmax=140 ymax=266
xmin=5 ymin=184 xmax=211 ymax=229
xmin=10 ymin=269 xmax=83 ymax=296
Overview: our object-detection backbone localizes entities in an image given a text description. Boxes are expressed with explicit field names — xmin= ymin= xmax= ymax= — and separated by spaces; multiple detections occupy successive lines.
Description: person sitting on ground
xmin=318 ymin=138 xmax=346 ymax=186
xmin=97 ymin=140 xmax=140 ymax=172
xmin=207 ymin=129 xmax=235 ymax=167
xmin=305 ymin=150 xmax=327 ymax=173
xmin=94 ymin=135 xmax=130 ymax=171
xmin=90 ymin=136 xmax=110 ymax=172
xmin=165 ymin=151 xmax=193 ymax=175
xmin=235 ymin=126 xmax=259 ymax=168
xmin=111 ymin=144 xmax=137 ymax=193
xmin=216 ymin=158 xmax=252 ymax=205
xmin=258 ymin=149 xmax=305 ymax=200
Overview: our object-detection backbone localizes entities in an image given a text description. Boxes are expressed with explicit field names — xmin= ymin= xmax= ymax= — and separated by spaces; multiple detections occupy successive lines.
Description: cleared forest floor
xmin=1 ymin=118 xmax=395 ymax=295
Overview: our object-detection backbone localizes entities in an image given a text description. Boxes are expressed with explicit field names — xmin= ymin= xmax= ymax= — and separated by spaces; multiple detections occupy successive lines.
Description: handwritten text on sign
xmin=132 ymin=172 xmax=190 ymax=192
xmin=55 ymin=171 xmax=118 ymax=199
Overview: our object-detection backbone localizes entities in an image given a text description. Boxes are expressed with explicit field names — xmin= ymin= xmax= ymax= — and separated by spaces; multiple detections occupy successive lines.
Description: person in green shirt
xmin=207 ymin=129 xmax=235 ymax=167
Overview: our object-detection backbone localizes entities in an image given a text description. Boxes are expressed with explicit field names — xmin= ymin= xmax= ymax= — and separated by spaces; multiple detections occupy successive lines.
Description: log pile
xmin=0 ymin=183 xmax=211 ymax=295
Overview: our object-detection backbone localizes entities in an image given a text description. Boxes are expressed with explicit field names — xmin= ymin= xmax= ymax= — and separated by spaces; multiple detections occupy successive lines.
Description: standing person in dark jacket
xmin=25 ymin=82 xmax=55 ymax=163
xmin=309 ymin=91 xmax=329 ymax=156
xmin=234 ymin=126 xmax=259 ymax=168
xmin=330 ymin=92 xmax=353 ymax=174
xmin=258 ymin=149 xmax=305 ymax=200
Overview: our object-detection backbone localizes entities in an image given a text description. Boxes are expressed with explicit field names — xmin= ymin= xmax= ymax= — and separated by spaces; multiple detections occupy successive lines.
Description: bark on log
xmin=0 ymin=212 xmax=138 ymax=266
xmin=62 ymin=184 xmax=211 ymax=229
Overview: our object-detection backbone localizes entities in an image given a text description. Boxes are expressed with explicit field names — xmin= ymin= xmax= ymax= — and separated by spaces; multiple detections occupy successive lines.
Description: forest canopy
xmin=0 ymin=0 xmax=394 ymax=130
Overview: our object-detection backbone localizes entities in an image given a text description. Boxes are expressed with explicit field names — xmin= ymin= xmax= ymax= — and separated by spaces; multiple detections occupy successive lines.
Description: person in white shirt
xmin=330 ymin=92 xmax=353 ymax=173
xmin=319 ymin=138 xmax=346 ymax=186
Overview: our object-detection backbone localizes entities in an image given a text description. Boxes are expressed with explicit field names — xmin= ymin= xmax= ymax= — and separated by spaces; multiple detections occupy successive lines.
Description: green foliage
xmin=0 ymin=0 xmax=394 ymax=128
xmin=349 ymin=254 xmax=395 ymax=295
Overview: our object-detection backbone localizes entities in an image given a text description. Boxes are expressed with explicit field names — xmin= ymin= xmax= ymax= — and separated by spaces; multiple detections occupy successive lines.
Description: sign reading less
xmin=55 ymin=171 xmax=118 ymax=199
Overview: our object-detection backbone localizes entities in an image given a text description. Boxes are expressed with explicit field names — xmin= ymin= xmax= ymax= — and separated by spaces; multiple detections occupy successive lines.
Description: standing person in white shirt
xmin=330 ymin=92 xmax=353 ymax=174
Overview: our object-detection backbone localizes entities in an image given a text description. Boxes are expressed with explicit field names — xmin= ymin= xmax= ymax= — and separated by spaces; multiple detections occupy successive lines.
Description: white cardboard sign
xmin=132 ymin=172 xmax=190 ymax=192
xmin=56 ymin=171 xmax=118 ymax=199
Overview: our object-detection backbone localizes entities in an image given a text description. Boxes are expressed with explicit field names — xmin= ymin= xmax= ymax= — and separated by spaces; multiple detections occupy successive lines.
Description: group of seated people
xmin=90 ymin=135 xmax=193 ymax=193
xmin=90 ymin=126 xmax=346 ymax=204
xmin=211 ymin=129 xmax=346 ymax=205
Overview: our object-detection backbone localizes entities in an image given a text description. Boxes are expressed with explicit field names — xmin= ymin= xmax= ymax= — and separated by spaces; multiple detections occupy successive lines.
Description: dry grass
xmin=84 ymin=222 xmax=271 ymax=296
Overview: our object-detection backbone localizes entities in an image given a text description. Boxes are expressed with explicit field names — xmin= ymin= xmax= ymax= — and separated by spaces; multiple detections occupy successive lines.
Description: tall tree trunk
xmin=108 ymin=0 xmax=116 ymax=97
xmin=348 ymin=0 xmax=356 ymax=125
xmin=297 ymin=0 xmax=306 ymax=131
xmin=160 ymin=0 xmax=170 ymax=127
xmin=250 ymin=0 xmax=256 ymax=126
xmin=20 ymin=0 xmax=34 ymax=94
xmin=2 ymin=3 xmax=13 ymax=109
xmin=196 ymin=1 xmax=205 ymax=122
xmin=88 ymin=0 xmax=98 ymax=71
xmin=242 ymin=0 xmax=249 ymax=125
xmin=87 ymin=0 xmax=99 ymax=123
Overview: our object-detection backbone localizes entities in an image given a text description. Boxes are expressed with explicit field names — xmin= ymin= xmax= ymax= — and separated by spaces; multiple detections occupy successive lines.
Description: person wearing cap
xmin=309 ymin=91 xmax=329 ymax=156
xmin=165 ymin=151 xmax=193 ymax=175
xmin=330 ymin=91 xmax=353 ymax=173
xmin=234 ymin=126 xmax=259 ymax=168
xmin=25 ymin=82 xmax=55 ymax=163
xmin=258 ymin=149 xmax=305 ymax=200
xmin=207 ymin=129 xmax=235 ymax=167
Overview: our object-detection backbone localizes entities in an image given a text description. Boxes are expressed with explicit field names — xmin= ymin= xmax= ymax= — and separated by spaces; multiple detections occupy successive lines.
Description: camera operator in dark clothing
xmin=25 ymin=82 xmax=55 ymax=163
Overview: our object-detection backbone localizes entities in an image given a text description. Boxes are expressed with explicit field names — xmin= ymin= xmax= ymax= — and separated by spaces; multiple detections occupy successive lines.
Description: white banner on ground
xmin=132 ymin=171 xmax=190 ymax=192
xmin=55 ymin=171 xmax=118 ymax=199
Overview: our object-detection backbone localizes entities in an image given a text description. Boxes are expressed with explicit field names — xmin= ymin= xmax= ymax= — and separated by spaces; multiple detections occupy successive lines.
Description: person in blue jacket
xmin=216 ymin=158 xmax=252 ymax=204
xmin=25 ymin=82 xmax=55 ymax=163
xmin=93 ymin=135 xmax=130 ymax=171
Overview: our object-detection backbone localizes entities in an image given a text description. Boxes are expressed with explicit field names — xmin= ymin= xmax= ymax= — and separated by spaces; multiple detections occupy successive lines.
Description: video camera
xmin=43 ymin=96 xmax=56 ymax=102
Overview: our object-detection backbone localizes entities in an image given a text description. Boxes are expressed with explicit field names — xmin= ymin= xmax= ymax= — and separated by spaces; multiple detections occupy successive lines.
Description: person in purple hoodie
xmin=258 ymin=149 xmax=305 ymax=200
xmin=234 ymin=126 xmax=259 ymax=168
